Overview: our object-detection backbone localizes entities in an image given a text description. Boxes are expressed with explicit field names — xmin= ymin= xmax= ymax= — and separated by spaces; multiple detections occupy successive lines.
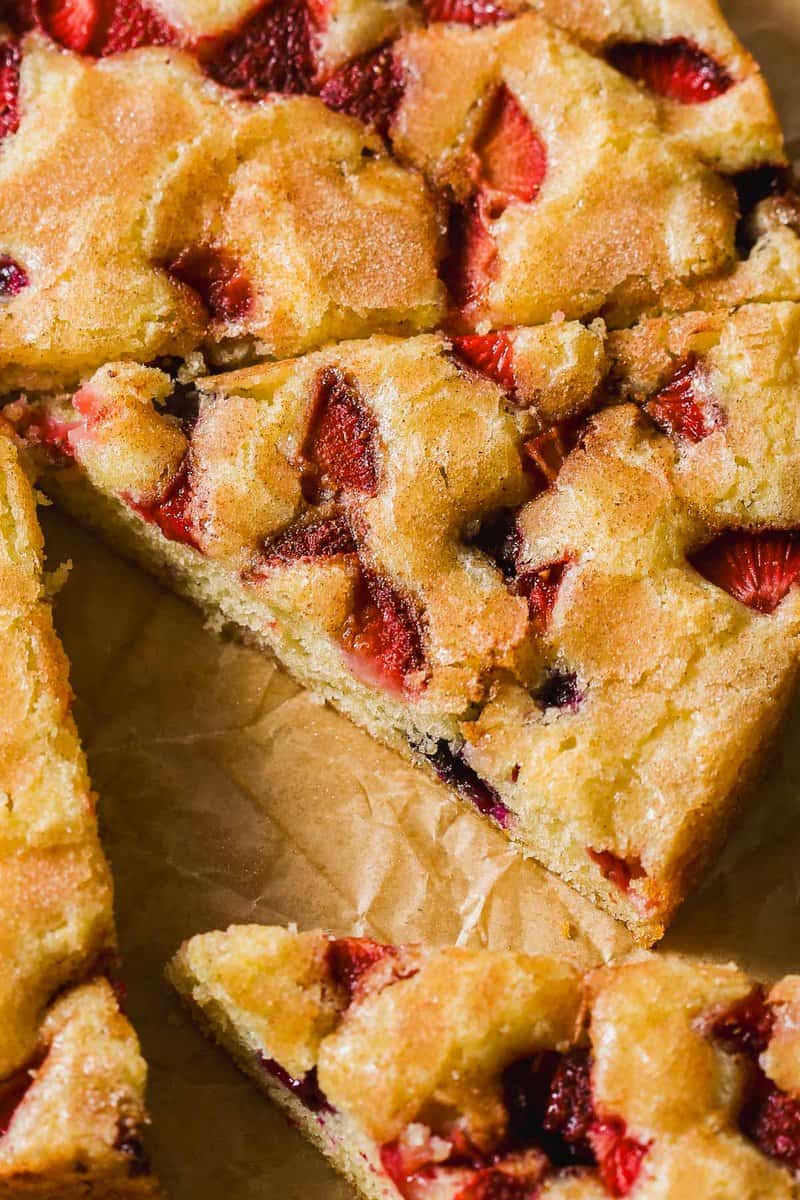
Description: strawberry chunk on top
xmin=451 ymin=332 xmax=515 ymax=394
xmin=166 ymin=247 xmax=254 ymax=324
xmin=318 ymin=43 xmax=405 ymax=140
xmin=608 ymin=37 xmax=734 ymax=105
xmin=342 ymin=569 xmax=426 ymax=695
xmin=303 ymin=368 xmax=381 ymax=501
xmin=643 ymin=355 xmax=725 ymax=445
xmin=0 ymin=40 xmax=21 ymax=139
xmin=691 ymin=530 xmax=800 ymax=615
xmin=474 ymin=85 xmax=547 ymax=214
xmin=205 ymin=0 xmax=318 ymax=97
xmin=422 ymin=0 xmax=515 ymax=27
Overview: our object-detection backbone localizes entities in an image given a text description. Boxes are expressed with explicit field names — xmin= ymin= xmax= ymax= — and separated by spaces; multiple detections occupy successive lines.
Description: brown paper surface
xmin=40 ymin=5 xmax=800 ymax=1193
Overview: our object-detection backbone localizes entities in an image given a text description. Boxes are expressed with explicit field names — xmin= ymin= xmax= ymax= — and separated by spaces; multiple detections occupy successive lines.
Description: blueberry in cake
xmin=0 ymin=421 xmax=157 ymax=1196
xmin=14 ymin=304 xmax=800 ymax=942
xmin=169 ymin=925 xmax=800 ymax=1198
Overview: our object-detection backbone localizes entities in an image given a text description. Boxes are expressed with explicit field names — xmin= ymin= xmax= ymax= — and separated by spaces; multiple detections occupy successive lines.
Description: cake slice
xmin=168 ymin=924 xmax=800 ymax=1198
xmin=13 ymin=307 xmax=800 ymax=942
xmin=1 ymin=0 xmax=797 ymax=394
xmin=0 ymin=421 xmax=157 ymax=1195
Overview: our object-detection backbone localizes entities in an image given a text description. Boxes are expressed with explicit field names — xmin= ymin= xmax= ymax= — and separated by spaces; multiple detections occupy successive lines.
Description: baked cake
xmin=14 ymin=301 xmax=800 ymax=941
xmin=0 ymin=422 xmax=156 ymax=1196
xmin=168 ymin=925 xmax=800 ymax=1198
xmin=2 ymin=0 xmax=800 ymax=393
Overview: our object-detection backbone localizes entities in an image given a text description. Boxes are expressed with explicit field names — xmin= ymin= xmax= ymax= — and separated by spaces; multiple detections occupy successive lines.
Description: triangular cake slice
xmin=13 ymin=309 xmax=800 ymax=942
xmin=0 ymin=422 xmax=157 ymax=1196
xmin=168 ymin=924 xmax=800 ymax=1198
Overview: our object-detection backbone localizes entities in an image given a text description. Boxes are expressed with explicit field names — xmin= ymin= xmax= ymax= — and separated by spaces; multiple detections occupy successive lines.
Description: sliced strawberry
xmin=0 ymin=255 xmax=28 ymax=298
xmin=451 ymin=331 xmax=515 ymax=394
xmin=303 ymin=368 xmax=380 ymax=501
xmin=252 ymin=512 xmax=357 ymax=573
xmin=422 ymin=0 xmax=514 ymax=26
xmin=167 ymin=247 xmax=253 ymax=324
xmin=342 ymin=569 xmax=426 ymax=696
xmin=0 ymin=1063 xmax=37 ymax=1137
xmin=454 ymin=1154 xmax=548 ymax=1200
xmin=474 ymin=85 xmax=546 ymax=215
xmin=711 ymin=987 xmax=775 ymax=1058
xmin=0 ymin=40 xmax=21 ymax=139
xmin=589 ymin=1117 xmax=649 ymax=1198
xmin=305 ymin=0 xmax=332 ymax=26
xmin=326 ymin=937 xmax=415 ymax=1004
xmin=206 ymin=0 xmax=317 ymax=98
xmin=418 ymin=737 xmax=511 ymax=827
xmin=691 ymin=529 xmax=800 ymax=615
xmin=129 ymin=459 xmax=201 ymax=549
xmin=643 ymin=355 xmax=725 ymax=444
xmin=515 ymin=559 xmax=570 ymax=633
xmin=318 ymin=43 xmax=405 ymax=140
xmin=523 ymin=417 xmax=582 ymax=497
xmin=38 ymin=0 xmax=102 ymax=52
xmin=98 ymin=0 xmax=179 ymax=54
xmin=587 ymin=848 xmax=645 ymax=894
xmin=541 ymin=1049 xmax=595 ymax=1157
xmin=440 ymin=200 xmax=497 ymax=311
xmin=608 ymin=37 xmax=733 ymax=105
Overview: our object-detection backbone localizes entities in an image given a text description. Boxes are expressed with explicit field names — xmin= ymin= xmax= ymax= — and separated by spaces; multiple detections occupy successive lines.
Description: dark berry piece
xmin=318 ymin=43 xmax=405 ymax=140
xmin=440 ymin=200 xmax=498 ymax=311
xmin=711 ymin=986 xmax=775 ymax=1058
xmin=206 ymin=0 xmax=317 ymax=98
xmin=251 ymin=512 xmax=357 ymax=575
xmin=415 ymin=737 xmax=511 ymax=828
xmin=466 ymin=508 xmax=521 ymax=581
xmin=690 ymin=529 xmax=800 ymax=614
xmin=542 ymin=1049 xmax=595 ymax=1159
xmin=0 ymin=255 xmax=28 ymax=298
xmin=258 ymin=1056 xmax=331 ymax=1112
xmin=535 ymin=670 xmax=582 ymax=711
xmin=741 ymin=1079 xmax=800 ymax=1171
xmin=303 ymin=368 xmax=380 ymax=501
xmin=608 ymin=37 xmax=733 ymax=104
xmin=587 ymin=848 xmax=645 ymax=894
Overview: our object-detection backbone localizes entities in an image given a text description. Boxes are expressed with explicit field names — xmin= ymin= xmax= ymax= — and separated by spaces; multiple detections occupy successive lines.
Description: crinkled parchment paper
xmin=40 ymin=5 xmax=800 ymax=1193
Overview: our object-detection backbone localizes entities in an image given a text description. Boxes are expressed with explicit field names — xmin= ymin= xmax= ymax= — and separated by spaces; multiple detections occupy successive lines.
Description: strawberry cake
xmin=0 ymin=422 xmax=156 ymax=1196
xmin=168 ymin=925 xmax=800 ymax=1199
xmin=14 ymin=300 xmax=800 ymax=941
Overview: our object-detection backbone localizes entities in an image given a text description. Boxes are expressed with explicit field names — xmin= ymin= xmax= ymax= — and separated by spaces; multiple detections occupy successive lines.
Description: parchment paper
xmin=40 ymin=6 xmax=800 ymax=1192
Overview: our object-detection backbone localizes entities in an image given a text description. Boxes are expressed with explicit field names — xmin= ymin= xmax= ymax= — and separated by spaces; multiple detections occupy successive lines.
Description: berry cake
xmin=168 ymin=925 xmax=800 ymax=1199
xmin=13 ymin=300 xmax=800 ymax=942
xmin=0 ymin=422 xmax=156 ymax=1195
xmin=1 ymin=0 xmax=800 ymax=391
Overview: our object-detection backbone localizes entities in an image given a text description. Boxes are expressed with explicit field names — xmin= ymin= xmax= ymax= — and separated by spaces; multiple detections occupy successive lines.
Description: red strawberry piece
xmin=587 ymin=848 xmax=645 ymax=894
xmin=515 ymin=559 xmax=570 ymax=633
xmin=37 ymin=0 xmax=102 ymax=52
xmin=690 ymin=529 xmax=800 ymax=615
xmin=0 ymin=255 xmax=28 ymax=298
xmin=327 ymin=937 xmax=401 ymax=1002
xmin=441 ymin=200 xmax=498 ymax=311
xmin=643 ymin=355 xmax=725 ymax=444
xmin=129 ymin=459 xmax=201 ymax=549
xmin=342 ymin=569 xmax=426 ymax=695
xmin=167 ymin=247 xmax=253 ymax=324
xmin=454 ymin=1156 xmax=548 ymax=1200
xmin=422 ymin=0 xmax=514 ymax=27
xmin=206 ymin=0 xmax=317 ymax=98
xmin=523 ymin=417 xmax=582 ymax=497
xmin=608 ymin=37 xmax=733 ymax=105
xmin=542 ymin=1049 xmax=595 ymax=1156
xmin=741 ymin=1079 xmax=800 ymax=1171
xmin=451 ymin=331 xmax=515 ymax=394
xmin=251 ymin=512 xmax=357 ymax=576
xmin=711 ymin=986 xmax=775 ymax=1058
xmin=589 ymin=1118 xmax=649 ymax=1198
xmin=0 ymin=40 xmax=21 ymax=139
xmin=420 ymin=738 xmax=511 ymax=827
xmin=97 ymin=0 xmax=179 ymax=55
xmin=305 ymin=0 xmax=332 ymax=27
xmin=318 ymin=43 xmax=405 ymax=140
xmin=474 ymin=85 xmax=547 ymax=215
xmin=303 ymin=368 xmax=380 ymax=501
xmin=0 ymin=1063 xmax=37 ymax=1137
